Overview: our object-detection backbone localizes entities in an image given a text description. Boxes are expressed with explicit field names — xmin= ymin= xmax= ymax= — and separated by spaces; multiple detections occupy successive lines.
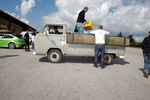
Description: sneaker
xmin=143 ymin=70 xmax=148 ymax=78
xmin=94 ymin=63 xmax=98 ymax=68
xmin=100 ymin=64 xmax=105 ymax=69
xmin=101 ymin=67 xmax=105 ymax=69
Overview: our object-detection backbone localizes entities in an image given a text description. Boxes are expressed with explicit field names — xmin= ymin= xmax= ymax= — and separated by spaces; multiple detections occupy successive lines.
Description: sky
xmin=0 ymin=0 xmax=150 ymax=42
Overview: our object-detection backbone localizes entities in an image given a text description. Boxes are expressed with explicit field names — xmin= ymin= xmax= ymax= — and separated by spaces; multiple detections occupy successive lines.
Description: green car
xmin=0 ymin=34 xmax=25 ymax=49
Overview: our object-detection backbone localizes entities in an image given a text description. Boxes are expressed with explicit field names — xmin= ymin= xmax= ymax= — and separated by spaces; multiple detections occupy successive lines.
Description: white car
xmin=20 ymin=31 xmax=32 ymax=43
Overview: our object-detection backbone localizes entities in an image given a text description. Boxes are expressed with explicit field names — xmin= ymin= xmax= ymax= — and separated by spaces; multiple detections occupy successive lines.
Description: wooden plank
xmin=106 ymin=36 xmax=124 ymax=46
xmin=66 ymin=33 xmax=73 ymax=43
xmin=74 ymin=34 xmax=95 ymax=44
xmin=105 ymin=36 xmax=130 ymax=46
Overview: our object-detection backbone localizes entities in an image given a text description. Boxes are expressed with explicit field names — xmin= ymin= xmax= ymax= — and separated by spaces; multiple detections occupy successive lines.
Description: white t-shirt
xmin=90 ymin=29 xmax=109 ymax=44
xmin=31 ymin=35 xmax=35 ymax=42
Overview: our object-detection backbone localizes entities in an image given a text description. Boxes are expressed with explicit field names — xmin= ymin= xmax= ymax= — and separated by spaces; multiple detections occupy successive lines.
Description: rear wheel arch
xmin=47 ymin=48 xmax=63 ymax=55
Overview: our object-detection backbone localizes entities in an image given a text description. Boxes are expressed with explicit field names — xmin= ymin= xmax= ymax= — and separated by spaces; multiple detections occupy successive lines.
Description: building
xmin=0 ymin=10 xmax=36 ymax=34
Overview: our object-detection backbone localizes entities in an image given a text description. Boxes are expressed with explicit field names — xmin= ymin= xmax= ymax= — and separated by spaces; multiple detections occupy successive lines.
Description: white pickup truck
xmin=34 ymin=23 xmax=129 ymax=64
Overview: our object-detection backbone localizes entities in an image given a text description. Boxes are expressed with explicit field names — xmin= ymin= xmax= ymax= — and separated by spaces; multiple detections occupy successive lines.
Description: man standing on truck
xmin=89 ymin=25 xmax=109 ymax=68
xmin=141 ymin=31 xmax=150 ymax=78
xmin=76 ymin=7 xmax=88 ymax=34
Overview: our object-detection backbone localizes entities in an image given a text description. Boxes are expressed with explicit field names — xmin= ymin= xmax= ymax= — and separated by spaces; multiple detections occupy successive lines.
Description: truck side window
xmin=42 ymin=25 xmax=49 ymax=34
xmin=52 ymin=26 xmax=63 ymax=34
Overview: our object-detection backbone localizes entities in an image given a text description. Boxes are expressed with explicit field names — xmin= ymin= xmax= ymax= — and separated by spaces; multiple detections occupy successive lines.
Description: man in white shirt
xmin=90 ymin=25 xmax=109 ymax=68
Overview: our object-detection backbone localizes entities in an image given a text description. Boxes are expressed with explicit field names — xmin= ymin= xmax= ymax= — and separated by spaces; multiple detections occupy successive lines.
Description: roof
xmin=0 ymin=10 xmax=36 ymax=31
xmin=0 ymin=30 xmax=11 ymax=33
xmin=45 ymin=22 xmax=67 ymax=26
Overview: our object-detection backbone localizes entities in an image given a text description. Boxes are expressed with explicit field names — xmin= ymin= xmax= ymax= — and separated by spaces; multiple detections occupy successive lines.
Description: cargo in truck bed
xmin=66 ymin=33 xmax=130 ymax=46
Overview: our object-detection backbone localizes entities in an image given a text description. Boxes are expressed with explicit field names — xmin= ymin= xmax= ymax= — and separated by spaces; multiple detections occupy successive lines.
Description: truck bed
xmin=66 ymin=33 xmax=130 ymax=46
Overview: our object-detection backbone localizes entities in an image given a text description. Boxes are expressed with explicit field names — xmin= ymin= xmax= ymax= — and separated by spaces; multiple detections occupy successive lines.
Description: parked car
xmin=0 ymin=34 xmax=25 ymax=49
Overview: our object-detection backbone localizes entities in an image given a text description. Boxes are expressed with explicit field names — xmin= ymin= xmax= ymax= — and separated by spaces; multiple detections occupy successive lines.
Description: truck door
xmin=43 ymin=25 xmax=66 ymax=53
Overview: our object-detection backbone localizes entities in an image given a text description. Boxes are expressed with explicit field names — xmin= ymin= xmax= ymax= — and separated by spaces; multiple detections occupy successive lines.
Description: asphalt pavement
xmin=0 ymin=47 xmax=150 ymax=100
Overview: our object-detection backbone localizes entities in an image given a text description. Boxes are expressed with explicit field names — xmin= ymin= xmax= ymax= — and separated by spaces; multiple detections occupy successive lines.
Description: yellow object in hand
xmin=84 ymin=21 xmax=94 ymax=30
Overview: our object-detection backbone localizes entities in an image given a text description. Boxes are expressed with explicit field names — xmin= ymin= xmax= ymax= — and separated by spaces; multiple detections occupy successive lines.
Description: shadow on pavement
xmin=39 ymin=56 xmax=93 ymax=63
xmin=112 ymin=58 xmax=130 ymax=65
xmin=139 ymin=68 xmax=144 ymax=74
xmin=39 ymin=56 xmax=129 ymax=65
xmin=62 ymin=57 xmax=93 ymax=63
xmin=0 ymin=55 xmax=19 ymax=59
xmin=0 ymin=47 xmax=24 ymax=50
xmin=39 ymin=56 xmax=49 ymax=62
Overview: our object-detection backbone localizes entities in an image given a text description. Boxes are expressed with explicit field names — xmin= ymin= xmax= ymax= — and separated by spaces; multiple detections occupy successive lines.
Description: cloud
xmin=5 ymin=11 xmax=29 ymax=24
xmin=42 ymin=0 xmax=150 ymax=35
xmin=20 ymin=0 xmax=35 ymax=17
xmin=15 ymin=5 xmax=19 ymax=11
xmin=19 ymin=0 xmax=36 ymax=24
xmin=134 ymin=36 xmax=145 ymax=42
xmin=20 ymin=18 xmax=29 ymax=24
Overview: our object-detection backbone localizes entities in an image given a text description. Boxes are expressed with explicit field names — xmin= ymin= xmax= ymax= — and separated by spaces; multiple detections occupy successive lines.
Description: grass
xmin=128 ymin=46 xmax=141 ymax=49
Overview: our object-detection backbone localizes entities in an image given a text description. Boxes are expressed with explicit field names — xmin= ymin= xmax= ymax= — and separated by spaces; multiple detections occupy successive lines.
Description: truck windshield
xmin=42 ymin=25 xmax=49 ymax=34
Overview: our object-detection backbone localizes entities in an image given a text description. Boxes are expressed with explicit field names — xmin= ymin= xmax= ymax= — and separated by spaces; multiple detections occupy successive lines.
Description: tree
xmin=128 ymin=35 xmax=137 ymax=46
xmin=118 ymin=32 xmax=123 ymax=37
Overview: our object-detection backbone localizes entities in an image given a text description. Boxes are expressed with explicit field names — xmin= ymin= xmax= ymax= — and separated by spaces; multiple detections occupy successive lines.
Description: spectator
xmin=31 ymin=32 xmax=36 ymax=50
xmin=141 ymin=31 xmax=150 ymax=78
xmin=24 ymin=30 xmax=30 ymax=51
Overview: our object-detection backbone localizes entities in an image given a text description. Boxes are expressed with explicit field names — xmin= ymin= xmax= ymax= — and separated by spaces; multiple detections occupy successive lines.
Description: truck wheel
xmin=47 ymin=50 xmax=62 ymax=63
xmin=8 ymin=42 xmax=16 ymax=49
xmin=104 ymin=54 xmax=113 ymax=64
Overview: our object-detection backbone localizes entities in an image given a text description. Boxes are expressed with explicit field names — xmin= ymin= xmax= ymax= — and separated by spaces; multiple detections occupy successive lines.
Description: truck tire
xmin=104 ymin=54 xmax=113 ymax=64
xmin=47 ymin=49 xmax=62 ymax=63
xmin=8 ymin=42 xmax=16 ymax=49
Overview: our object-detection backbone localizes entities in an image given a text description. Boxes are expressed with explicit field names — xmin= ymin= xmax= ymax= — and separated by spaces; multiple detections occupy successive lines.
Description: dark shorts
xmin=25 ymin=41 xmax=29 ymax=45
